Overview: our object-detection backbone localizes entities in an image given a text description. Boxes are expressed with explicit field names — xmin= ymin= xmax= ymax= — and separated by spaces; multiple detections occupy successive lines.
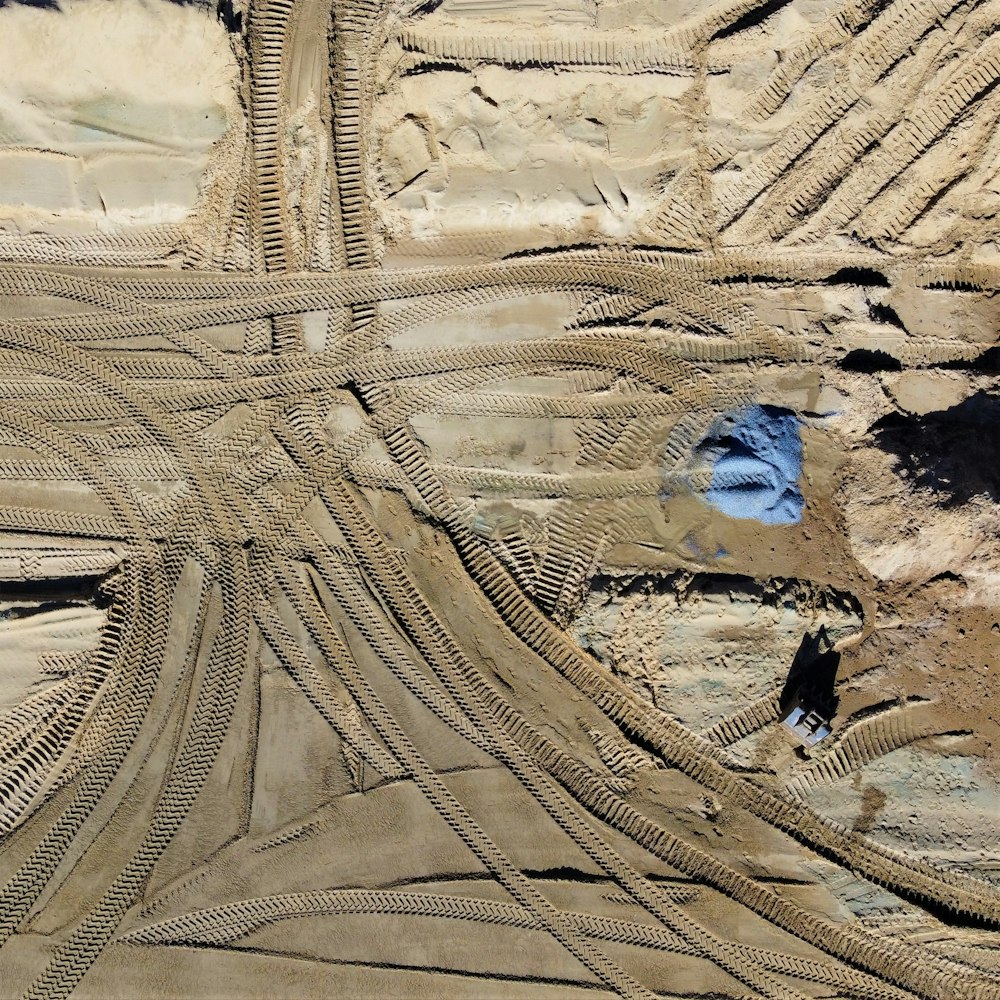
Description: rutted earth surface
xmin=0 ymin=0 xmax=997 ymax=997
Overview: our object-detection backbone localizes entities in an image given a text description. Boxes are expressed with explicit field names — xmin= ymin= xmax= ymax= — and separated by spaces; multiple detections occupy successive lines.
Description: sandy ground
xmin=0 ymin=0 xmax=241 ymax=236
xmin=0 ymin=0 xmax=997 ymax=997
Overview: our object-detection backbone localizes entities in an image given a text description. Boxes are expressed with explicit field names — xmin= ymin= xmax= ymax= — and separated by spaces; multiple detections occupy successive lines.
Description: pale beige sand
xmin=0 ymin=0 xmax=241 ymax=234
xmin=0 ymin=0 xmax=997 ymax=997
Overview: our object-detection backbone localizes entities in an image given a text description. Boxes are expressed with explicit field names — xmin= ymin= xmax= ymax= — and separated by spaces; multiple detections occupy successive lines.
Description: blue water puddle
xmin=699 ymin=404 xmax=804 ymax=526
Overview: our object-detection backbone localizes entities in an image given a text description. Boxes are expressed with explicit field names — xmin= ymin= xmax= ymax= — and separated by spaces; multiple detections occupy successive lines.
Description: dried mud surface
xmin=0 ymin=0 xmax=997 ymax=998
